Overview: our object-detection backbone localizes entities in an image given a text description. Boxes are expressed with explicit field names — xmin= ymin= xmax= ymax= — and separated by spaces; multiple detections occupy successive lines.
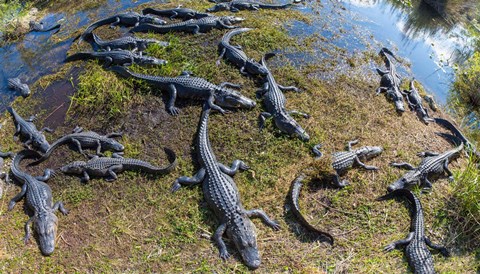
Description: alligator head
xmin=140 ymin=15 xmax=166 ymax=25
xmin=17 ymin=83 xmax=31 ymax=98
xmin=215 ymin=89 xmax=256 ymax=109
xmin=276 ymin=114 xmax=310 ymax=141
xmin=387 ymin=170 xmax=420 ymax=192
xmin=222 ymin=16 xmax=245 ymax=25
xmin=60 ymin=161 xmax=87 ymax=175
xmin=32 ymin=133 xmax=50 ymax=154
xmin=358 ymin=146 xmax=383 ymax=159
xmin=385 ymin=88 xmax=405 ymax=113
xmin=103 ymin=139 xmax=125 ymax=152
xmin=246 ymin=60 xmax=268 ymax=76
xmin=228 ymin=217 xmax=261 ymax=269
xmin=35 ymin=212 xmax=58 ymax=255
xmin=137 ymin=55 xmax=167 ymax=66
xmin=207 ymin=3 xmax=229 ymax=12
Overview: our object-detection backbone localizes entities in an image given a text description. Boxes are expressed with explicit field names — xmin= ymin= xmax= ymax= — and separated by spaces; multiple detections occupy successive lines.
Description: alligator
xmin=130 ymin=16 xmax=244 ymax=34
xmin=28 ymin=127 xmax=125 ymax=166
xmin=8 ymin=78 xmax=31 ymax=98
xmin=423 ymin=95 xmax=438 ymax=112
xmin=0 ymin=149 xmax=14 ymax=199
xmin=78 ymin=12 xmax=166 ymax=42
xmin=207 ymin=1 xmax=292 ymax=12
xmin=7 ymin=107 xmax=51 ymax=153
xmin=402 ymin=79 xmax=434 ymax=124
xmin=257 ymin=53 xmax=309 ymax=140
xmin=172 ymin=104 xmax=280 ymax=269
xmin=387 ymin=133 xmax=463 ymax=192
xmin=289 ymin=174 xmax=334 ymax=244
xmin=60 ymin=150 xmax=177 ymax=183
xmin=109 ymin=66 xmax=256 ymax=115
xmin=142 ymin=7 xmax=211 ymax=20
xmin=217 ymin=28 xmax=268 ymax=76
xmin=64 ymin=49 xmax=167 ymax=67
xmin=87 ymin=33 xmax=169 ymax=55
xmin=8 ymin=150 xmax=68 ymax=256
xmin=377 ymin=189 xmax=450 ymax=273
xmin=29 ymin=21 xmax=60 ymax=33
xmin=312 ymin=140 xmax=383 ymax=187
xmin=433 ymin=118 xmax=480 ymax=160
xmin=376 ymin=47 xmax=405 ymax=113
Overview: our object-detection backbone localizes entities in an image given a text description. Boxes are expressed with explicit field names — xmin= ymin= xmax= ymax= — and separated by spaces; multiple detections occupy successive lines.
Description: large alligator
xmin=65 ymin=49 xmax=167 ymax=67
xmin=217 ymin=28 xmax=268 ymax=76
xmin=130 ymin=16 xmax=244 ymax=34
xmin=87 ymin=33 xmax=169 ymax=55
xmin=109 ymin=66 xmax=256 ymax=115
xmin=289 ymin=174 xmax=334 ymax=244
xmin=434 ymin=117 xmax=480 ymax=160
xmin=8 ymin=78 xmax=31 ymax=98
xmin=7 ymin=107 xmax=51 ymax=153
xmin=312 ymin=140 xmax=383 ymax=187
xmin=388 ymin=133 xmax=463 ymax=191
xmin=8 ymin=150 xmax=68 ymax=256
xmin=60 ymin=149 xmax=177 ymax=183
xmin=28 ymin=127 xmax=125 ymax=166
xmin=142 ymin=7 xmax=211 ymax=20
xmin=377 ymin=189 xmax=450 ymax=273
xmin=376 ymin=47 xmax=405 ymax=113
xmin=257 ymin=53 xmax=309 ymax=140
xmin=78 ymin=12 xmax=166 ymax=42
xmin=207 ymin=1 xmax=292 ymax=12
xmin=29 ymin=21 xmax=60 ymax=33
xmin=172 ymin=104 xmax=280 ymax=269
xmin=402 ymin=79 xmax=434 ymax=124
xmin=0 ymin=149 xmax=14 ymax=199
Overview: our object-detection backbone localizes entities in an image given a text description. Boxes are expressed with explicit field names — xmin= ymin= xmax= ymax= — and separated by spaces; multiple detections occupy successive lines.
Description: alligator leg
xmin=424 ymin=237 xmax=450 ymax=257
xmin=103 ymin=57 xmax=114 ymax=68
xmin=105 ymin=165 xmax=122 ymax=181
xmin=169 ymin=11 xmax=179 ymax=20
xmin=35 ymin=169 xmax=54 ymax=181
xmin=8 ymin=184 xmax=27 ymax=210
xmin=106 ymin=132 xmax=123 ymax=138
xmin=229 ymin=7 xmax=240 ymax=12
xmin=376 ymin=68 xmax=388 ymax=76
xmin=422 ymin=177 xmax=433 ymax=190
xmin=14 ymin=124 xmax=21 ymax=137
xmin=26 ymin=115 xmax=36 ymax=122
xmin=239 ymin=66 xmax=249 ymax=76
xmin=390 ymin=162 xmax=415 ymax=170
xmin=384 ymin=232 xmax=414 ymax=252
xmin=171 ymin=168 xmax=206 ymax=192
xmin=256 ymin=82 xmax=269 ymax=99
xmin=347 ymin=139 xmax=359 ymax=151
xmin=206 ymin=91 xmax=228 ymax=114
xmin=213 ymin=223 xmax=230 ymax=259
xmin=191 ymin=25 xmax=201 ymax=35
xmin=72 ymin=126 xmax=83 ymax=133
xmin=443 ymin=159 xmax=454 ymax=182
xmin=278 ymin=84 xmax=300 ymax=92
xmin=218 ymin=160 xmax=249 ymax=176
xmin=219 ymin=82 xmax=241 ymax=89
xmin=333 ymin=174 xmax=349 ymax=188
xmin=245 ymin=209 xmax=280 ymax=230
xmin=109 ymin=17 xmax=121 ymax=29
xmin=80 ymin=171 xmax=90 ymax=183
xmin=40 ymin=127 xmax=54 ymax=133
xmin=259 ymin=112 xmax=272 ymax=130
xmin=376 ymin=87 xmax=387 ymax=95
xmin=53 ymin=201 xmax=69 ymax=215
xmin=166 ymin=84 xmax=180 ymax=115
xmin=70 ymin=139 xmax=87 ymax=156
xmin=95 ymin=139 xmax=104 ymax=156
xmin=288 ymin=110 xmax=309 ymax=119
xmin=23 ymin=217 xmax=34 ymax=244
xmin=417 ymin=151 xmax=439 ymax=157
xmin=355 ymin=157 xmax=378 ymax=170
xmin=216 ymin=48 xmax=226 ymax=66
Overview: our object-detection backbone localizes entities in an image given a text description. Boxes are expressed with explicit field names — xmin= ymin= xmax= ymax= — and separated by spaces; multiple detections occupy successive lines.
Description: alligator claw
xmin=448 ymin=176 xmax=454 ymax=182
xmin=168 ymin=107 xmax=180 ymax=116
xmin=239 ymin=163 xmax=249 ymax=171
xmin=384 ymin=244 xmax=395 ymax=252
xmin=269 ymin=221 xmax=281 ymax=231
xmin=171 ymin=182 xmax=181 ymax=193
xmin=219 ymin=250 xmax=230 ymax=260
xmin=439 ymin=247 xmax=450 ymax=257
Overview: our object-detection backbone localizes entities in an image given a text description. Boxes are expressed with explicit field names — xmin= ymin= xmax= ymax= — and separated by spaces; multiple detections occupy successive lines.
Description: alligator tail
xmin=43 ymin=24 xmax=61 ymax=32
xmin=11 ymin=150 xmax=42 ymax=181
xmin=80 ymin=17 xmax=116 ymax=42
xmin=435 ymin=132 xmax=464 ymax=152
xmin=289 ymin=174 xmax=334 ymax=245
xmin=108 ymin=66 xmax=134 ymax=78
xmin=28 ymin=136 xmax=71 ymax=166
xmin=434 ymin=118 xmax=469 ymax=145
xmin=259 ymin=3 xmax=292 ymax=9
xmin=6 ymin=106 xmax=19 ymax=121
xmin=64 ymin=52 xmax=94 ymax=63
xmin=142 ymin=8 xmax=168 ymax=16
xmin=124 ymin=148 xmax=177 ymax=174
xmin=312 ymin=144 xmax=323 ymax=159
xmin=260 ymin=52 xmax=276 ymax=67
xmin=222 ymin=27 xmax=252 ymax=43
xmin=377 ymin=188 xmax=420 ymax=214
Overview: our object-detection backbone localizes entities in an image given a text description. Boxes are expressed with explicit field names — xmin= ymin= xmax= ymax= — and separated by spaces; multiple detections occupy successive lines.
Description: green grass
xmin=449 ymin=52 xmax=480 ymax=119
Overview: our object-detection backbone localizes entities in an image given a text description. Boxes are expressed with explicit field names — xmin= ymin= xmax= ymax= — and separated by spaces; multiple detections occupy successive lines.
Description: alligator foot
xmin=245 ymin=209 xmax=280 ymax=230
xmin=312 ymin=144 xmax=323 ymax=159
xmin=333 ymin=175 xmax=349 ymax=188
xmin=167 ymin=106 xmax=181 ymax=116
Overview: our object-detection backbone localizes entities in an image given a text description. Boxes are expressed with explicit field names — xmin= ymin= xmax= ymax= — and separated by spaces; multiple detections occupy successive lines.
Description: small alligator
xmin=388 ymin=133 xmax=463 ymax=191
xmin=172 ymin=104 xmax=280 ymax=269
xmin=433 ymin=118 xmax=480 ymax=160
xmin=257 ymin=53 xmax=309 ymax=140
xmin=142 ymin=7 xmax=211 ymax=20
xmin=377 ymin=189 xmax=450 ymax=273
xmin=0 ymin=149 xmax=14 ymax=199
xmin=130 ymin=16 xmax=244 ymax=34
xmin=64 ymin=49 xmax=167 ymax=67
xmin=402 ymin=79 xmax=434 ymax=124
xmin=207 ymin=1 xmax=292 ymax=12
xmin=60 ymin=150 xmax=177 ymax=183
xmin=8 ymin=150 xmax=68 ymax=256
xmin=8 ymin=78 xmax=31 ymax=98
xmin=289 ymin=174 xmax=334 ymax=244
xmin=423 ymin=95 xmax=438 ymax=112
xmin=7 ymin=107 xmax=51 ymax=153
xmin=313 ymin=140 xmax=383 ymax=187
xmin=29 ymin=21 xmax=61 ymax=33
xmin=376 ymin=47 xmax=405 ymax=113
xmin=29 ymin=127 xmax=125 ymax=166
xmin=87 ymin=33 xmax=169 ymax=55
xmin=109 ymin=66 xmax=256 ymax=115
xmin=217 ymin=28 xmax=268 ymax=76
xmin=78 ymin=12 xmax=166 ymax=42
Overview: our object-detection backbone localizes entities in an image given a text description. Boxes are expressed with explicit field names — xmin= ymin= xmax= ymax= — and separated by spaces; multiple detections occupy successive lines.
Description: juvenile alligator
xmin=7 ymin=107 xmax=51 ymax=153
xmin=433 ymin=118 xmax=480 ymax=160
xmin=8 ymin=150 xmax=68 ymax=256
xmin=65 ymin=49 xmax=167 ymax=67
xmin=109 ymin=66 xmax=256 ymax=115
xmin=130 ymin=16 xmax=244 ymax=34
xmin=8 ymin=78 xmax=31 ymax=98
xmin=217 ymin=28 xmax=268 ymax=76
xmin=78 ymin=12 xmax=166 ymax=42
xmin=29 ymin=21 xmax=60 ymax=33
xmin=257 ymin=53 xmax=309 ymax=141
xmin=172 ymin=104 xmax=280 ymax=269
xmin=289 ymin=174 xmax=334 ymax=244
xmin=142 ymin=7 xmax=211 ymax=20
xmin=87 ymin=33 xmax=169 ymax=55
xmin=424 ymin=95 xmax=438 ymax=112
xmin=60 ymin=150 xmax=177 ymax=182
xmin=387 ymin=133 xmax=463 ymax=191
xmin=377 ymin=189 xmax=450 ymax=273
xmin=29 ymin=127 xmax=125 ymax=166
xmin=208 ymin=1 xmax=292 ymax=12
xmin=402 ymin=79 xmax=434 ymax=124
xmin=376 ymin=47 xmax=405 ymax=113
xmin=313 ymin=140 xmax=383 ymax=187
